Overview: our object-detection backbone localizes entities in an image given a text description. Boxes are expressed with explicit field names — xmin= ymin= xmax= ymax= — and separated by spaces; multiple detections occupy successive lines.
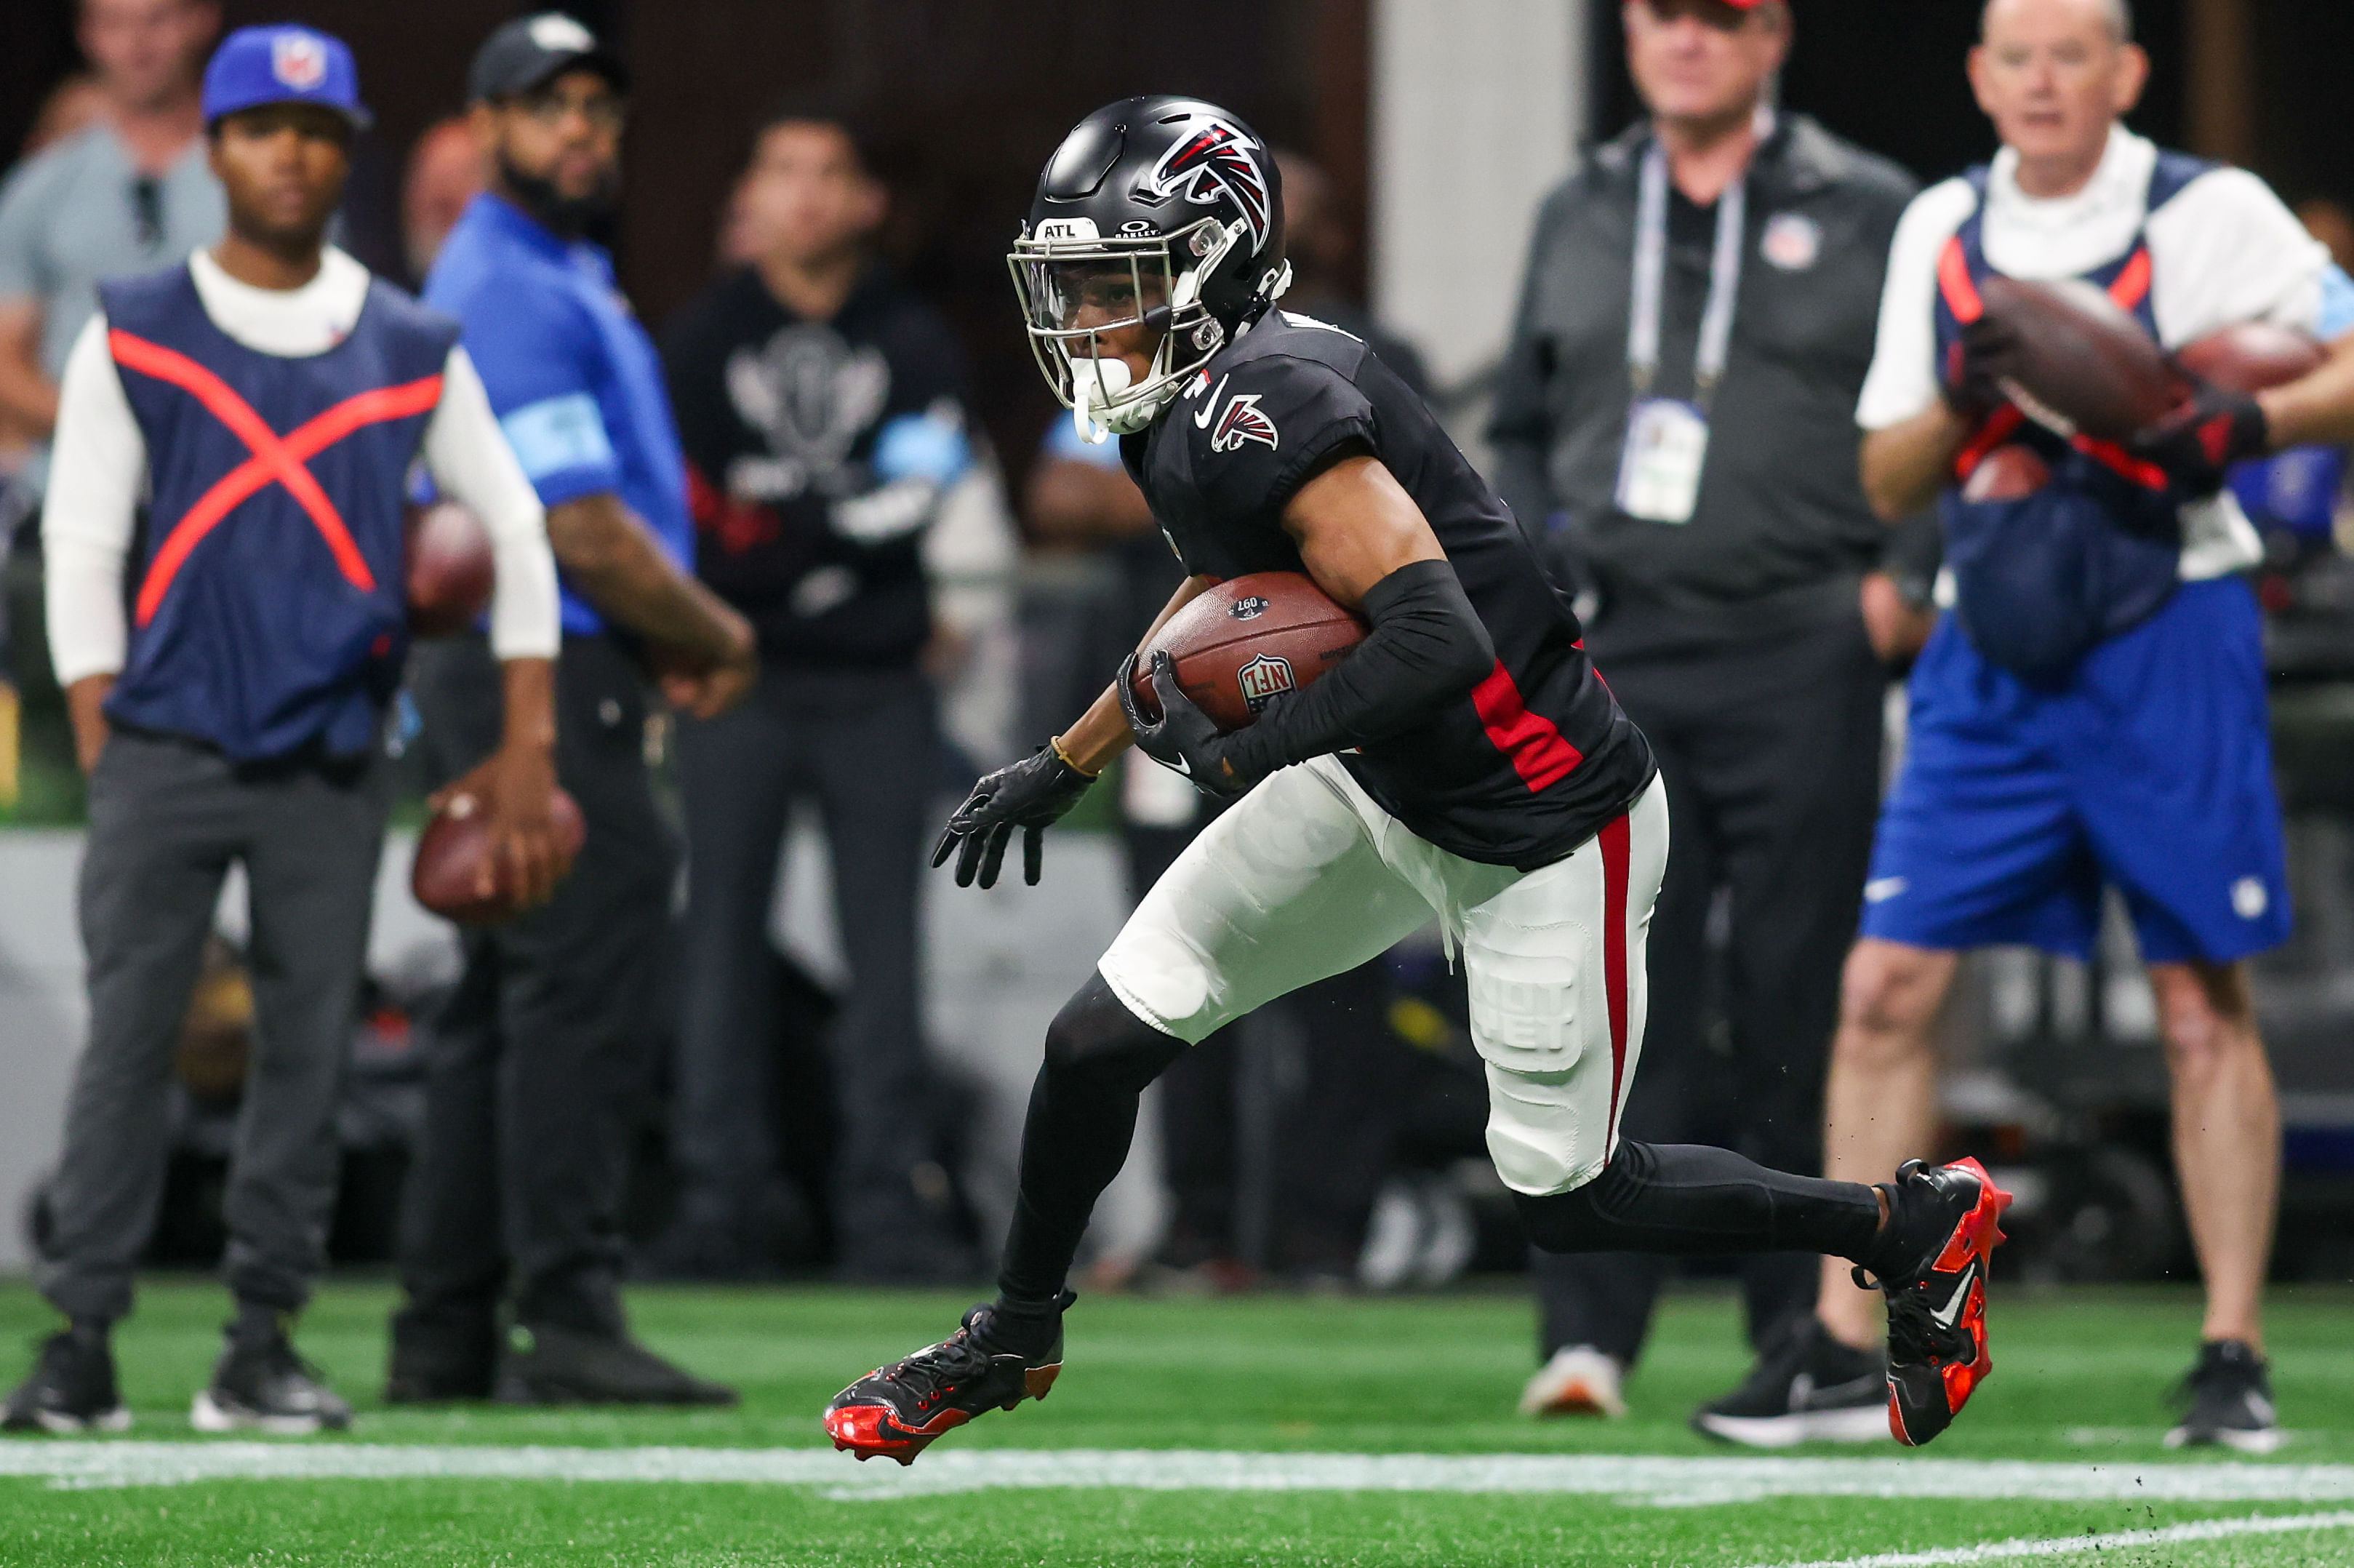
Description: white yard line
xmin=2 ymin=1444 xmax=2354 ymax=1509
xmin=1753 ymin=1508 xmax=2354 ymax=1567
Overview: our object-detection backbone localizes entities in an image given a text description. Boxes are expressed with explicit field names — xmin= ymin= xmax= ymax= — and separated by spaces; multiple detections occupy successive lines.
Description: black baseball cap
xmin=466 ymin=12 xmax=629 ymax=104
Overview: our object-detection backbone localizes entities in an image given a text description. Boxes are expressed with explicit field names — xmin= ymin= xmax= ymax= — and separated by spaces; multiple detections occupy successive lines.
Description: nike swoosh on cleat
xmin=1929 ymin=1265 xmax=1977 ymax=1329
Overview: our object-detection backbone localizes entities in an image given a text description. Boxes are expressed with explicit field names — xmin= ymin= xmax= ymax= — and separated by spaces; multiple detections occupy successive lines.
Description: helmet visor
xmin=1010 ymin=225 xmax=1227 ymax=427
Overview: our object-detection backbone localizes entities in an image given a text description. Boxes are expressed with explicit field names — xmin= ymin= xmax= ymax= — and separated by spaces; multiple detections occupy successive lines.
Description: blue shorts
xmin=1862 ymin=577 xmax=2289 ymax=966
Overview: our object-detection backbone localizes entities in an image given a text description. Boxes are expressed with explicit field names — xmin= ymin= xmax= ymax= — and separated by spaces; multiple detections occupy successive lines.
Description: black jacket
xmin=1489 ymin=115 xmax=1917 ymax=654
xmin=661 ymin=266 xmax=968 ymax=671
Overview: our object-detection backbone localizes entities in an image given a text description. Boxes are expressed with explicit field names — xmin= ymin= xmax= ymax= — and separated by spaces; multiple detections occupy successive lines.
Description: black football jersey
xmin=1124 ymin=311 xmax=1655 ymax=870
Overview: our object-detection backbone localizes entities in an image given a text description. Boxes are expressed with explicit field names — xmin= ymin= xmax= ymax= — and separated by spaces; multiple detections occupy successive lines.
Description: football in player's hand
xmin=1977 ymin=275 xmax=2180 ymax=441
xmin=1130 ymin=572 xmax=1366 ymax=733
xmin=2176 ymin=321 xmax=2325 ymax=393
xmin=407 ymin=501 xmax=495 ymax=637
xmin=412 ymin=786 xmax=586 ymax=925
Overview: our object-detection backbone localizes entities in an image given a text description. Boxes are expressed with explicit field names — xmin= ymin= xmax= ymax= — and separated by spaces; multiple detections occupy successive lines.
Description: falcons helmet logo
xmin=1143 ymin=116 xmax=1275 ymax=251
xmin=1209 ymin=392 xmax=1279 ymax=453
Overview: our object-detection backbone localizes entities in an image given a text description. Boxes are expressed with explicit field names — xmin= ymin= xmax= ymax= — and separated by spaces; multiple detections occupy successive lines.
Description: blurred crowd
xmin=0 ymin=0 xmax=1476 ymax=1319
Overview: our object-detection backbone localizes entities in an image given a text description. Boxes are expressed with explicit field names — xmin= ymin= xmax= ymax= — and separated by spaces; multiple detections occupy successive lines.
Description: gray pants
xmin=672 ymin=665 xmax=937 ymax=1258
xmin=39 ymin=729 xmax=390 ymax=1323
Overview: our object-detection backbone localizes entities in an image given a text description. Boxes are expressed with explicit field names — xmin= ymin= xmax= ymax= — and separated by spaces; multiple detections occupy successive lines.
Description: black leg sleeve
xmin=996 ymin=974 xmax=1190 ymax=1305
xmin=1516 ymin=1141 xmax=1882 ymax=1263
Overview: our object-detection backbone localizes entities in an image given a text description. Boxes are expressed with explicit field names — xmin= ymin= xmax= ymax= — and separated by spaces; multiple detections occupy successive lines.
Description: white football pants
xmin=1097 ymin=756 xmax=1668 ymax=1196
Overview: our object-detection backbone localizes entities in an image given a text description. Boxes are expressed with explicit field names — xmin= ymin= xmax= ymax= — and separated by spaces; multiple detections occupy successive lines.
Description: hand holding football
xmin=1128 ymin=572 xmax=1366 ymax=733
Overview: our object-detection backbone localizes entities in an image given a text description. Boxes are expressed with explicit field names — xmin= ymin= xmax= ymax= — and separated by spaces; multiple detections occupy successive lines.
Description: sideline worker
xmin=1 ymin=25 xmax=563 ymax=1436
xmin=1790 ymin=0 xmax=2354 ymax=1454
xmin=1489 ymin=0 xmax=1929 ymax=1433
xmin=386 ymin=12 xmax=756 ymax=1408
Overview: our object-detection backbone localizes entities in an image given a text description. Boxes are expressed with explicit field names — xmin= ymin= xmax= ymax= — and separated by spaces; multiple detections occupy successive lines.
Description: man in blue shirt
xmin=386 ymin=12 xmax=757 ymax=1409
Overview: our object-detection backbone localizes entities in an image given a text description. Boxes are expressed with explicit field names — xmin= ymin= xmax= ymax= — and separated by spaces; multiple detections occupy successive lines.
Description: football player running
xmin=824 ymin=97 xmax=2011 ymax=1462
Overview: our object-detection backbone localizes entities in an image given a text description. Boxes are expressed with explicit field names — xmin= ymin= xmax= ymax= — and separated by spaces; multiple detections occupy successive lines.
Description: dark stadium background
xmin=9 ymin=0 xmax=2349 ymax=489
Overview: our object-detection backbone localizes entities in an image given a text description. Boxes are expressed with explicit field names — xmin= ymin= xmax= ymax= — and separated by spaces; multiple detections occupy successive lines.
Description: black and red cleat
xmin=1858 ymin=1156 xmax=2013 ymax=1447
xmin=823 ymin=1304 xmax=1063 ymax=1465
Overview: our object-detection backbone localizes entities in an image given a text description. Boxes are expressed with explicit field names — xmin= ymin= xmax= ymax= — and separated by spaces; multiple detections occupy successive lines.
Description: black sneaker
xmin=1 ymin=1331 xmax=131 ymax=1434
xmin=1857 ymin=1156 xmax=2012 ymax=1447
xmin=2166 ymin=1340 xmax=2282 ymax=1454
xmin=494 ymin=1324 xmax=738 ymax=1407
xmin=191 ymin=1328 xmax=353 ymax=1434
xmin=824 ymin=1299 xmax=1068 ymax=1465
xmin=1692 ymin=1317 xmax=1890 ymax=1447
xmin=383 ymin=1311 xmax=497 ymax=1404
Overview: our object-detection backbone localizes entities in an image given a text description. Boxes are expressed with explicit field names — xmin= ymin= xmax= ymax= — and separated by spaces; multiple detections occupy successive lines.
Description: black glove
xmin=932 ymin=743 xmax=1097 ymax=888
xmin=2126 ymin=376 xmax=2270 ymax=497
xmin=1115 ymin=650 xmax=1266 ymax=803
xmin=1942 ymin=314 xmax=2025 ymax=419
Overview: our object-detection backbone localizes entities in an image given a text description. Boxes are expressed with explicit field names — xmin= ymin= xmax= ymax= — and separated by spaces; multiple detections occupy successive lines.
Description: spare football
xmin=1979 ymin=275 xmax=2181 ymax=441
xmin=408 ymin=501 xmax=495 ymax=637
xmin=2177 ymin=321 xmax=2325 ymax=393
xmin=1962 ymin=444 xmax=2052 ymax=504
xmin=412 ymin=786 xmax=586 ymax=925
xmin=1130 ymin=572 xmax=1366 ymax=734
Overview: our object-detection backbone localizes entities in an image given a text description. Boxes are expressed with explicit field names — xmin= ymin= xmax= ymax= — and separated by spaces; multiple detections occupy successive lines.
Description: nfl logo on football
xmin=272 ymin=31 xmax=328 ymax=90
xmin=1236 ymin=654 xmax=1295 ymax=713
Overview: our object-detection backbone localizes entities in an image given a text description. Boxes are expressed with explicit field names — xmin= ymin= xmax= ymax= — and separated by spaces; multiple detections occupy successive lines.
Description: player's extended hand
xmin=932 ymin=743 xmax=1097 ymax=888
xmin=1943 ymin=315 xmax=2025 ymax=419
xmin=2127 ymin=375 xmax=2268 ymax=497
xmin=1116 ymin=651 xmax=1262 ymax=803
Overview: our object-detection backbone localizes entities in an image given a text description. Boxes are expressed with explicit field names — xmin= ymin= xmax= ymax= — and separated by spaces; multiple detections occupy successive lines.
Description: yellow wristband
xmin=1049 ymin=735 xmax=1100 ymax=780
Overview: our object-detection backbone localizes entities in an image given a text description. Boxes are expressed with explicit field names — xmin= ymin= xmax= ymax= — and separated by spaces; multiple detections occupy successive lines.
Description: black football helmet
xmin=1011 ymin=96 xmax=1290 ymax=442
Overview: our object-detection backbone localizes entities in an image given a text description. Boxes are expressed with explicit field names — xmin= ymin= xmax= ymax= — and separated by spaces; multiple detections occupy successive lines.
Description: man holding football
xmin=824 ymin=96 xmax=2011 ymax=1463
xmin=1766 ymin=0 xmax=2354 ymax=1453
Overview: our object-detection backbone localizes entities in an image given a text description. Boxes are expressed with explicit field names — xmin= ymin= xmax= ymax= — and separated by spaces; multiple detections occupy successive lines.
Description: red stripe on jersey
xmin=1599 ymin=811 xmax=1633 ymax=1140
xmin=1471 ymin=660 xmax=1583 ymax=793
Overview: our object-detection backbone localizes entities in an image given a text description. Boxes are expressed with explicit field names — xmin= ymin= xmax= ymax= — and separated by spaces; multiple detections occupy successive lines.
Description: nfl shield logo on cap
xmin=271 ymin=31 xmax=329 ymax=91
xmin=202 ymin=25 xmax=372 ymax=129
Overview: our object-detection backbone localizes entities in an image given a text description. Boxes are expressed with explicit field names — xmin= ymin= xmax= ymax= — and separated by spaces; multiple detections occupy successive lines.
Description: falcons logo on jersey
xmin=1144 ymin=116 xmax=1274 ymax=250
xmin=1209 ymin=391 xmax=1278 ymax=453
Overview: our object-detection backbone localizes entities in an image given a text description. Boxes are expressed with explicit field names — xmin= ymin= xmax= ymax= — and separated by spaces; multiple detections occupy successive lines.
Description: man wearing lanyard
xmin=1490 ymin=0 xmax=1927 ymax=1433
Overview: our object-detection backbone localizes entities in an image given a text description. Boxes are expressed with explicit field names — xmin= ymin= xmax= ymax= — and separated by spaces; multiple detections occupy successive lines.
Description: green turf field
xmin=2 ymin=1278 xmax=2352 ymax=1566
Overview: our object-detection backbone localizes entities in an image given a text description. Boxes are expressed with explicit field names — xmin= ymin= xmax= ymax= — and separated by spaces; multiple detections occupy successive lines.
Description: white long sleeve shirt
xmin=42 ymin=245 xmax=561 ymax=687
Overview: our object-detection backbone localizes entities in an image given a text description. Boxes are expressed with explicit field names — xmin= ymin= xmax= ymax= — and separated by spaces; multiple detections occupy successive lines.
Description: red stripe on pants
xmin=1599 ymin=812 xmax=1632 ymax=1143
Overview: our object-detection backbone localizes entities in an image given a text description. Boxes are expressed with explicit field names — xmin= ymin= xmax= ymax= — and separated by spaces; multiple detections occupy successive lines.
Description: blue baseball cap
xmin=201 ymin=25 xmax=372 ymax=131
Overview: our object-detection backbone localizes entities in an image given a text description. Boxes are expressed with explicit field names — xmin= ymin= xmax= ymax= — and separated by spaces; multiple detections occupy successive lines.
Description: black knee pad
xmin=1042 ymin=973 xmax=1189 ymax=1092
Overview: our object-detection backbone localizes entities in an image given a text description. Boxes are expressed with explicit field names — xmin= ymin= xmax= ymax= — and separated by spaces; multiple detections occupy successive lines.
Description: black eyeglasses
xmin=130 ymin=176 xmax=162 ymax=250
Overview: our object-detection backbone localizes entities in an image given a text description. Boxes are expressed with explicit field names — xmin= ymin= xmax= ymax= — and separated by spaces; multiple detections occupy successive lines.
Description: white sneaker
xmin=1519 ymin=1345 xmax=1628 ymax=1418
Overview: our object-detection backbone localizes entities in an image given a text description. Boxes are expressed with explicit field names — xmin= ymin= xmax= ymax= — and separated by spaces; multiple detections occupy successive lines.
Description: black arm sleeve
xmin=1225 ymin=558 xmax=1496 ymax=777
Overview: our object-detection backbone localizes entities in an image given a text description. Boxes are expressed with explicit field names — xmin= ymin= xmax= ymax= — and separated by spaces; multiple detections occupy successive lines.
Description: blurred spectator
xmin=1489 ymin=0 xmax=1922 ymax=1428
xmin=0 ymin=0 xmax=223 ymax=502
xmin=400 ymin=116 xmax=487 ymax=282
xmin=1274 ymin=149 xmax=1431 ymax=399
xmin=656 ymin=99 xmax=975 ymax=1282
xmin=387 ymin=15 xmax=754 ymax=1409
